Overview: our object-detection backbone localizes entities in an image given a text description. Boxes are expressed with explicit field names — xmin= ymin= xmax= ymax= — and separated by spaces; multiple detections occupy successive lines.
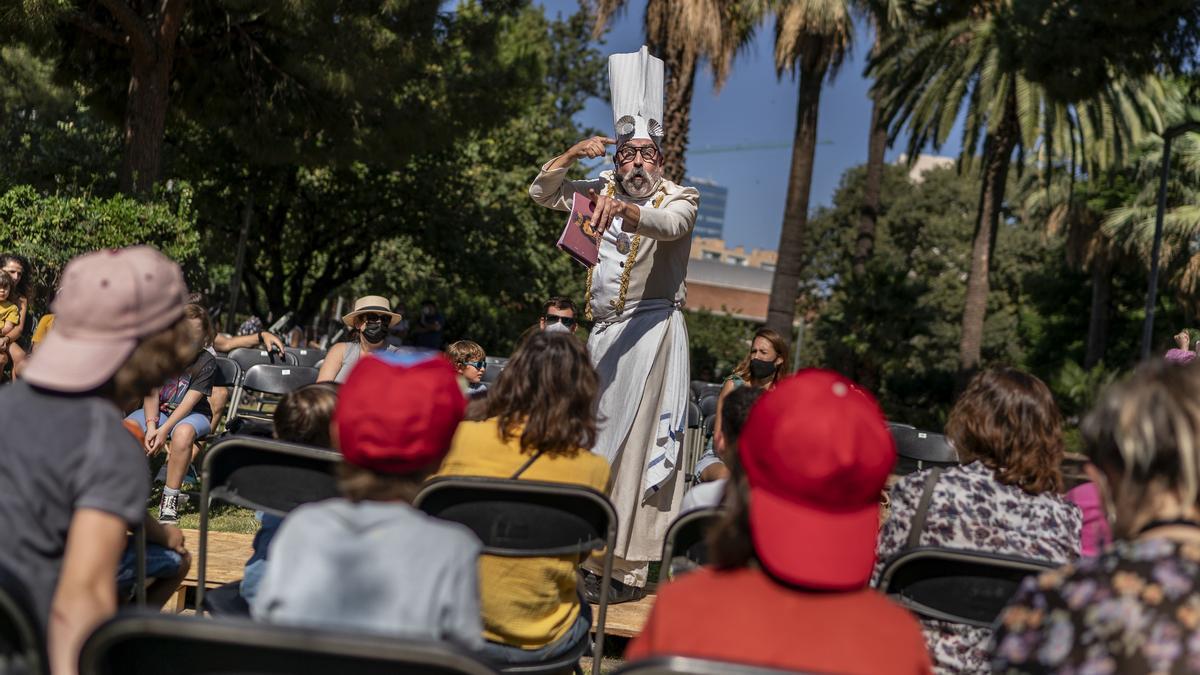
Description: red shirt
xmin=627 ymin=566 xmax=933 ymax=674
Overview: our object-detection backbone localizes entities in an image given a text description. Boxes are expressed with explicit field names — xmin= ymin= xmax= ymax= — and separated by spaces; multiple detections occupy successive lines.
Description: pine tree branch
xmin=66 ymin=12 xmax=126 ymax=47
xmin=96 ymin=0 xmax=153 ymax=54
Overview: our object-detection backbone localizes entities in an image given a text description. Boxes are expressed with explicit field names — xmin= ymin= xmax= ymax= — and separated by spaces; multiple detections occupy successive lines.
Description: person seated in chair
xmin=681 ymin=386 xmax=761 ymax=512
xmin=873 ymin=368 xmax=1081 ymax=674
xmin=438 ymin=331 xmax=610 ymax=666
xmin=252 ymin=352 xmax=482 ymax=648
xmin=627 ymin=370 xmax=932 ymax=674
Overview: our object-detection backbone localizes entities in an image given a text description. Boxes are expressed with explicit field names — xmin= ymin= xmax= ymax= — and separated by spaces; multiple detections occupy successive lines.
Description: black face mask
xmin=748 ymin=358 xmax=777 ymax=381
xmin=361 ymin=321 xmax=388 ymax=344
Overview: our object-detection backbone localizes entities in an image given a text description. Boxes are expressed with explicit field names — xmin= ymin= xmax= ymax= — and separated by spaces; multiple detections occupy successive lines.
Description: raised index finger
xmin=599 ymin=136 xmax=616 ymax=145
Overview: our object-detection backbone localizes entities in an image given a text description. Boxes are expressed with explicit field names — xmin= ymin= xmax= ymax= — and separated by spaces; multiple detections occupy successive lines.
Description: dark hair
xmin=184 ymin=303 xmax=214 ymax=348
xmin=1083 ymin=359 xmax=1200 ymax=539
xmin=731 ymin=328 xmax=790 ymax=387
xmin=945 ymin=367 xmax=1064 ymax=495
xmin=100 ymin=321 xmax=195 ymax=410
xmin=720 ymin=386 xmax=763 ymax=449
xmin=274 ymin=384 xmax=339 ymax=447
xmin=485 ymin=331 xmax=598 ymax=456
xmin=185 ymin=292 xmax=209 ymax=307
xmin=0 ymin=253 xmax=32 ymax=302
xmin=542 ymin=296 xmax=577 ymax=316
xmin=0 ymin=272 xmax=14 ymax=296
xmin=706 ymin=447 xmax=755 ymax=569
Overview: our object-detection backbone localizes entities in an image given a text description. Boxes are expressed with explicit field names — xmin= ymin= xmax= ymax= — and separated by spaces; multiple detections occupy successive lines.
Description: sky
xmin=534 ymin=0 xmax=964 ymax=251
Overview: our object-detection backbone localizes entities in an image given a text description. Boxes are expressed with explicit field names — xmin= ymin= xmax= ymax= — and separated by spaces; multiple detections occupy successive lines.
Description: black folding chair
xmin=228 ymin=364 xmax=319 ymax=423
xmin=226 ymin=347 xmax=297 ymax=371
xmin=659 ymin=508 xmax=721 ymax=583
xmin=214 ymin=357 xmax=241 ymax=389
xmin=414 ymin=477 xmax=617 ymax=675
xmin=0 ymin=563 xmax=46 ymax=675
xmin=682 ymin=401 xmax=703 ymax=481
xmin=197 ymin=437 xmax=341 ymax=612
xmin=482 ymin=356 xmax=508 ymax=386
xmin=889 ymin=424 xmax=958 ymax=475
xmin=698 ymin=395 xmax=718 ymax=420
xmin=78 ymin=614 xmax=497 ymax=675
xmin=284 ymin=347 xmax=326 ymax=368
xmin=876 ymin=547 xmax=1057 ymax=627
xmin=614 ymin=657 xmax=802 ymax=674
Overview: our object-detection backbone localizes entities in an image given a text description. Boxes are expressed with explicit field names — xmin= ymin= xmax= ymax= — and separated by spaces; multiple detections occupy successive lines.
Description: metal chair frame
xmin=197 ymin=437 xmax=341 ymax=611
xmin=659 ymin=507 xmax=721 ymax=583
xmin=414 ymin=477 xmax=617 ymax=675
xmin=227 ymin=364 xmax=319 ymax=423
xmin=614 ymin=656 xmax=803 ymax=674
xmin=283 ymin=347 xmax=327 ymax=368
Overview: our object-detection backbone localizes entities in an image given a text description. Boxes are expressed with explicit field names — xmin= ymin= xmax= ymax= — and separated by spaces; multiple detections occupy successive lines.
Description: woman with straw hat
xmin=317 ymin=296 xmax=404 ymax=384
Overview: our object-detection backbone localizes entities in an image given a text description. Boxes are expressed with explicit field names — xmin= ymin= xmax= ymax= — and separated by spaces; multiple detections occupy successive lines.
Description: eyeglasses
xmin=614 ymin=145 xmax=660 ymax=164
xmin=361 ymin=313 xmax=388 ymax=323
xmin=461 ymin=360 xmax=486 ymax=370
xmin=543 ymin=315 xmax=577 ymax=328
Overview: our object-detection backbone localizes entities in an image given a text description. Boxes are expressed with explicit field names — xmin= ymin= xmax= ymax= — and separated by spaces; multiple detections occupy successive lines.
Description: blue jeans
xmin=126 ymin=409 xmax=212 ymax=439
xmin=477 ymin=599 xmax=592 ymax=665
xmin=116 ymin=541 xmax=185 ymax=592
xmin=240 ymin=512 xmax=284 ymax=605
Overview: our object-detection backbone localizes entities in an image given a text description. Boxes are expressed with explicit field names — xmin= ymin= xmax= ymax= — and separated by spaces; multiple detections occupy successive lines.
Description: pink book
xmin=557 ymin=192 xmax=601 ymax=268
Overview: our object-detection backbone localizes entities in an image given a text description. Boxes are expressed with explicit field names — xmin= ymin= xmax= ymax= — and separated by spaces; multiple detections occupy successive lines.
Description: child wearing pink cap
xmin=251 ymin=351 xmax=484 ymax=647
xmin=628 ymin=370 xmax=932 ymax=674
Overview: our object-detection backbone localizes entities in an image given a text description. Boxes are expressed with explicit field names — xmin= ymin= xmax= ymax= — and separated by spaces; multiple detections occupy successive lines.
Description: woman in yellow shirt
xmin=439 ymin=331 xmax=610 ymax=666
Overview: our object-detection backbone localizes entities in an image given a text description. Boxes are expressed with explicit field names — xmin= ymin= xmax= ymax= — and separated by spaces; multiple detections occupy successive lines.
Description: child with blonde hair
xmin=447 ymin=340 xmax=488 ymax=399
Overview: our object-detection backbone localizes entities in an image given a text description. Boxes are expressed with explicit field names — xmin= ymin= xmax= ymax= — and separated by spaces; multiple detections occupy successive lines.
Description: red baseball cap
xmin=24 ymin=246 xmax=187 ymax=392
xmin=334 ymin=351 xmax=466 ymax=474
xmin=738 ymin=369 xmax=895 ymax=590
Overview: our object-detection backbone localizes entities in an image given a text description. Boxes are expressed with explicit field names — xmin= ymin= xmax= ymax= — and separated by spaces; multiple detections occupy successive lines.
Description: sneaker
xmin=158 ymin=492 xmax=189 ymax=523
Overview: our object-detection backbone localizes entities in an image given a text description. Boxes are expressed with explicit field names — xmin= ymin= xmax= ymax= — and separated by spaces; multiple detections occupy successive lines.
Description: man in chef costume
xmin=529 ymin=46 xmax=700 ymax=602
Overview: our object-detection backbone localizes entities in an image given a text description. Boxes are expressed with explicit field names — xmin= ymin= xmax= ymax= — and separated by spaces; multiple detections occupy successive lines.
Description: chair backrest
xmin=614 ymin=657 xmax=802 ymax=674
xmin=79 ymin=614 xmax=497 ymax=675
xmin=660 ymin=508 xmax=721 ymax=582
xmin=698 ymin=395 xmax=718 ymax=419
xmin=415 ymin=477 xmax=614 ymax=557
xmin=687 ymin=400 xmax=701 ymax=429
xmin=889 ymin=424 xmax=958 ymax=475
xmin=240 ymin=365 xmax=319 ymax=396
xmin=876 ymin=547 xmax=1057 ymax=627
xmin=701 ymin=415 xmax=716 ymax=440
xmin=226 ymin=347 xmax=297 ymax=371
xmin=0 ymin=564 xmax=45 ymax=675
xmin=201 ymin=436 xmax=341 ymax=517
xmin=482 ymin=356 xmax=508 ymax=386
xmin=283 ymin=347 xmax=326 ymax=368
xmin=213 ymin=357 xmax=240 ymax=388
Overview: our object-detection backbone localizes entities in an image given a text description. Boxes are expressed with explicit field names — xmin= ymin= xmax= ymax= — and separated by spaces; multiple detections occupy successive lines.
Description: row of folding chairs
xmin=216 ymin=348 xmax=323 ymax=425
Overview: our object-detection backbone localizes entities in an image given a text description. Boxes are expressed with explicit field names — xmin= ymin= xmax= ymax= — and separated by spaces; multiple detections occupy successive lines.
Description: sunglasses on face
xmin=543 ymin=315 xmax=577 ymax=328
xmin=461 ymin=360 xmax=486 ymax=370
xmin=614 ymin=146 xmax=660 ymax=164
xmin=361 ymin=313 xmax=388 ymax=324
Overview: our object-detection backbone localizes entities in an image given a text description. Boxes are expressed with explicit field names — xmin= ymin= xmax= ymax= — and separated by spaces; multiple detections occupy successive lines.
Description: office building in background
xmin=689 ymin=177 xmax=727 ymax=240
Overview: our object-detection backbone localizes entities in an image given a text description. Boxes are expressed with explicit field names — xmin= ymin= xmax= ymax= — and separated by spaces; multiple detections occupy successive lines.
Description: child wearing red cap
xmin=627 ymin=370 xmax=932 ymax=674
xmin=251 ymin=351 xmax=483 ymax=647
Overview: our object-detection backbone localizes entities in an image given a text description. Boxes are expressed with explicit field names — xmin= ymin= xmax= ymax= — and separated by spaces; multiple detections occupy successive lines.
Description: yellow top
xmin=0 ymin=302 xmax=18 ymax=330
xmin=438 ymin=417 xmax=610 ymax=649
xmin=31 ymin=314 xmax=54 ymax=344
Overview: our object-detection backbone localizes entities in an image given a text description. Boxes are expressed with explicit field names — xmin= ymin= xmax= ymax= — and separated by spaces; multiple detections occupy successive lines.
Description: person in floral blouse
xmin=992 ymin=359 xmax=1200 ymax=674
xmin=873 ymin=368 xmax=1082 ymax=674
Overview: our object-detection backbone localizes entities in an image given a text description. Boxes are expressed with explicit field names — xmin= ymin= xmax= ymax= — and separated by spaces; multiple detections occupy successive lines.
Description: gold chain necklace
xmin=584 ymin=183 xmax=666 ymax=321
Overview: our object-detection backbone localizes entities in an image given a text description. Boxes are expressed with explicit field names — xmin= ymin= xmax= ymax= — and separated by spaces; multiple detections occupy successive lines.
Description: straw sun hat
xmin=341 ymin=295 xmax=403 ymax=329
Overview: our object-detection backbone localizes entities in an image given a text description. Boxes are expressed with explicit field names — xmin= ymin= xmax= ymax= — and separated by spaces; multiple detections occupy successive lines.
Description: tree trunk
xmin=852 ymin=34 xmax=888 ymax=277
xmin=765 ymin=59 xmax=825 ymax=342
xmin=116 ymin=0 xmax=188 ymax=196
xmin=957 ymin=85 xmax=1019 ymax=380
xmin=1084 ymin=253 xmax=1112 ymax=368
xmin=660 ymin=47 xmax=697 ymax=185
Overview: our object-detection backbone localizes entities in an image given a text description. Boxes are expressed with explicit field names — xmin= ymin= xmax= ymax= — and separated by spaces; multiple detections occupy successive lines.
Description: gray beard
xmin=616 ymin=166 xmax=662 ymax=200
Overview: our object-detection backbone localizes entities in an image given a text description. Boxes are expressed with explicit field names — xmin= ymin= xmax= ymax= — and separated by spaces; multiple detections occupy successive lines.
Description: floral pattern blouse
xmin=873 ymin=461 xmax=1082 ymax=674
xmin=992 ymin=537 xmax=1200 ymax=674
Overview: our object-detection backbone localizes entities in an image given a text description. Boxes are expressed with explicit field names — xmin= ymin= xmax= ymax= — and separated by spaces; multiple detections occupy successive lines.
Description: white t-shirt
xmin=681 ymin=478 xmax=726 ymax=512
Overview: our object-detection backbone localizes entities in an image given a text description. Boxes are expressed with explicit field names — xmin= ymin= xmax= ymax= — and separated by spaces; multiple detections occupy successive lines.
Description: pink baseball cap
xmin=24 ymin=246 xmax=188 ymax=392
xmin=738 ymin=369 xmax=896 ymax=590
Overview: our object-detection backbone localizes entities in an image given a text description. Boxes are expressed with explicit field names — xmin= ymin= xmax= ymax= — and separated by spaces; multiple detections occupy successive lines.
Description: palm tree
xmin=763 ymin=0 xmax=854 ymax=340
xmin=592 ymin=0 xmax=758 ymax=183
xmin=869 ymin=5 xmax=1165 ymax=378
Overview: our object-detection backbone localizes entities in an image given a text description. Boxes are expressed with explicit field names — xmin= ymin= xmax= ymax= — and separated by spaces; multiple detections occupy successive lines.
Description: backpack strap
xmin=510 ymin=449 xmax=545 ymax=480
xmin=906 ymin=466 xmax=944 ymax=550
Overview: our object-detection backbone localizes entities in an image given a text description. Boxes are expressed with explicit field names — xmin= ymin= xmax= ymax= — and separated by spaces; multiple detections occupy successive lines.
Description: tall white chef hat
xmin=609 ymin=46 xmax=665 ymax=151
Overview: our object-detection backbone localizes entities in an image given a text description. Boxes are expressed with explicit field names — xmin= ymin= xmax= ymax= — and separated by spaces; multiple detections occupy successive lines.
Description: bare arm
xmin=48 ymin=509 xmax=128 ymax=675
xmin=146 ymin=390 xmax=205 ymax=455
xmin=712 ymin=379 xmax=736 ymax=446
xmin=316 ymin=343 xmax=346 ymax=383
xmin=5 ymin=297 xmax=27 ymax=341
xmin=212 ymin=331 xmax=284 ymax=353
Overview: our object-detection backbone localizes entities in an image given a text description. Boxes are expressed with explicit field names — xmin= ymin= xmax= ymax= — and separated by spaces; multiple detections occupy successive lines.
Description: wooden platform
xmin=589 ymin=594 xmax=655 ymax=638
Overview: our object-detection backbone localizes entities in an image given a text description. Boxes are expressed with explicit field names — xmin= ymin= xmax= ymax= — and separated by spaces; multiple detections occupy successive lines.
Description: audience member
xmin=992 ymin=360 xmax=1200 ymax=672
xmin=253 ymin=352 xmax=482 ymax=647
xmin=628 ymin=370 xmax=932 ymax=673
xmin=873 ymin=367 xmax=1081 ymax=674
xmin=681 ymin=386 xmax=761 ymax=512
xmin=447 ymin=340 xmax=488 ymax=399
xmin=410 ymin=299 xmax=445 ymax=349
xmin=126 ymin=303 xmax=218 ymax=523
xmin=539 ymin=296 xmax=579 ymax=334
xmin=240 ymin=383 xmax=340 ymax=605
xmin=1165 ymin=329 xmax=1198 ymax=364
xmin=388 ymin=302 xmax=410 ymax=345
xmin=0 ymin=246 xmax=192 ymax=675
xmin=0 ymin=253 xmax=32 ymax=375
xmin=316 ymin=295 xmax=403 ymax=383
xmin=438 ymin=330 xmax=609 ymax=666
xmin=696 ymin=327 xmax=789 ymax=482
